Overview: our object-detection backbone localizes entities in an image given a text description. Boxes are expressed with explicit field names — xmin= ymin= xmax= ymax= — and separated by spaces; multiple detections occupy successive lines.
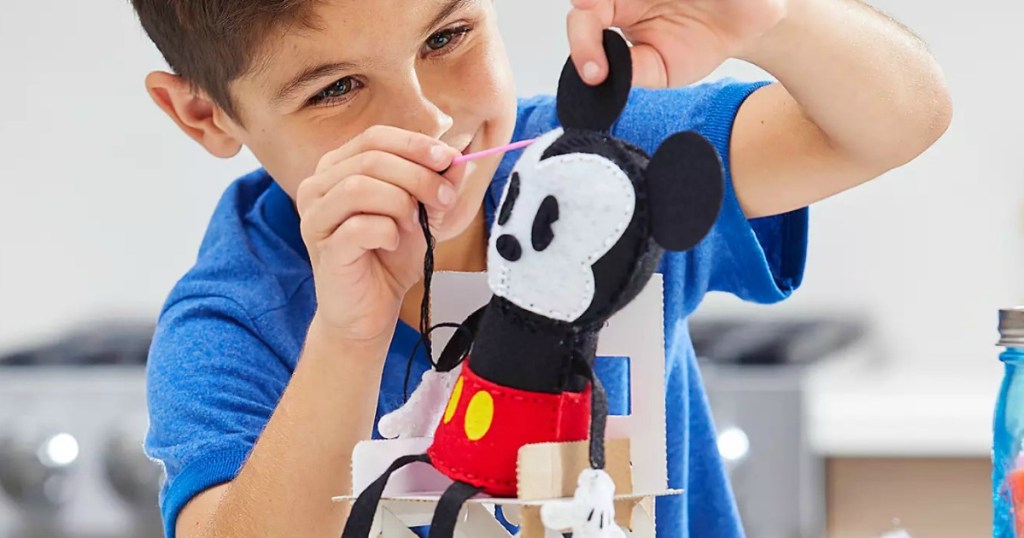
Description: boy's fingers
xmin=301 ymin=177 xmax=419 ymax=243
xmin=441 ymin=159 xmax=472 ymax=187
xmin=567 ymin=7 xmax=611 ymax=85
xmin=629 ymin=43 xmax=670 ymax=88
xmin=353 ymin=151 xmax=457 ymax=209
xmin=570 ymin=0 xmax=601 ymax=8
xmin=358 ymin=125 xmax=457 ymax=170
xmin=326 ymin=215 xmax=403 ymax=267
xmin=298 ymin=151 xmax=456 ymax=214
xmin=316 ymin=125 xmax=457 ymax=173
xmin=627 ymin=27 xmax=731 ymax=88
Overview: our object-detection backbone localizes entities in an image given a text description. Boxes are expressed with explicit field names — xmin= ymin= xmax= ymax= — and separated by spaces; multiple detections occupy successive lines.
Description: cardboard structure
xmin=333 ymin=271 xmax=680 ymax=536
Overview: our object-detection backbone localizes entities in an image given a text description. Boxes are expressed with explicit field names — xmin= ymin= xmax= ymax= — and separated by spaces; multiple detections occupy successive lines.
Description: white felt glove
xmin=540 ymin=469 xmax=626 ymax=538
xmin=377 ymin=365 xmax=462 ymax=439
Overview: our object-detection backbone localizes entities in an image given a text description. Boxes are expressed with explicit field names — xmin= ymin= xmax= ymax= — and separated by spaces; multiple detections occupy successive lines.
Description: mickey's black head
xmin=488 ymin=31 xmax=724 ymax=328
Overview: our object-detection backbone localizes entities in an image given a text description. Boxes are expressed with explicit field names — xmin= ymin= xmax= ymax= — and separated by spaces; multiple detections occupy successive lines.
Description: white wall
xmin=0 ymin=2 xmax=260 ymax=348
xmin=1 ymin=1 xmax=1019 ymax=371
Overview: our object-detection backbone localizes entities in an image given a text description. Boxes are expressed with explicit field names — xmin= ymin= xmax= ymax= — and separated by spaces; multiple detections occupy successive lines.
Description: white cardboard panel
xmin=351 ymin=438 xmax=453 ymax=495
xmin=375 ymin=499 xmax=441 ymax=527
xmin=458 ymin=504 xmax=515 ymax=537
xmin=380 ymin=509 xmax=420 ymax=538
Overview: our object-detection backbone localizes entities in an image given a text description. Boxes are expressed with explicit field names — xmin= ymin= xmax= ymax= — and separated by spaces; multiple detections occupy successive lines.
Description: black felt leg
xmin=573 ymin=357 xmax=608 ymax=470
xmin=588 ymin=369 xmax=609 ymax=470
xmin=570 ymin=356 xmax=609 ymax=470
xmin=427 ymin=481 xmax=483 ymax=538
xmin=341 ymin=454 xmax=432 ymax=538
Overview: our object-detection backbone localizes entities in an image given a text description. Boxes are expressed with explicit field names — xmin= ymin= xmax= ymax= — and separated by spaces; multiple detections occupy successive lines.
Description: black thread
xmin=401 ymin=202 xmax=472 ymax=402
xmin=418 ymin=202 xmax=435 ymax=359
xmin=402 ymin=322 xmax=466 ymax=401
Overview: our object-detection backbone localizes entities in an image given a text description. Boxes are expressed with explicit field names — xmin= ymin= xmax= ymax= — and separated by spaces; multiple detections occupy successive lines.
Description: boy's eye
xmin=309 ymin=76 xmax=362 ymax=106
xmin=423 ymin=26 xmax=472 ymax=55
xmin=426 ymin=31 xmax=454 ymax=51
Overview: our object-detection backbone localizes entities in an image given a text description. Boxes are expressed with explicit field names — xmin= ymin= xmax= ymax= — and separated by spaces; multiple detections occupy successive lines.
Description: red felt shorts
xmin=427 ymin=361 xmax=592 ymax=497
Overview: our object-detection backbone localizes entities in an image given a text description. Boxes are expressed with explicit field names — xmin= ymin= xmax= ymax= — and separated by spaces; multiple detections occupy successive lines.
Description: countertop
xmin=803 ymin=347 xmax=1000 ymax=457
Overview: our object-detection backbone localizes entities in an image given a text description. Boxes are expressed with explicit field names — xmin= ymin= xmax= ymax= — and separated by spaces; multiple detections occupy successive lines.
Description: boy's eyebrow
xmin=273 ymin=61 xmax=357 ymax=105
xmin=422 ymin=0 xmax=476 ymax=35
xmin=271 ymin=0 xmax=476 ymax=106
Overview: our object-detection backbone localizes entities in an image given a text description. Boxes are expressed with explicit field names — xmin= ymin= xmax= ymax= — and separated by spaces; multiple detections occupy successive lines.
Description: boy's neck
xmin=399 ymin=206 xmax=489 ymax=331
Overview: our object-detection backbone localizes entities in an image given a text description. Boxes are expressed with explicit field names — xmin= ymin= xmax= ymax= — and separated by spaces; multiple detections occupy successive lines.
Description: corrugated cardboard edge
xmin=516 ymin=439 xmax=633 ymax=499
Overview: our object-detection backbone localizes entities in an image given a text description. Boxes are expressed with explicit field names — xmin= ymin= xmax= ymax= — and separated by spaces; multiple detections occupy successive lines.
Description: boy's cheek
xmin=247 ymin=140 xmax=319 ymax=194
xmin=240 ymin=117 xmax=361 ymax=196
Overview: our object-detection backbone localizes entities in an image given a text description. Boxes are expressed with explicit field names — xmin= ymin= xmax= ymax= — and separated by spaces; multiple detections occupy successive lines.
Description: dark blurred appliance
xmin=692 ymin=316 xmax=866 ymax=538
xmin=0 ymin=320 xmax=161 ymax=538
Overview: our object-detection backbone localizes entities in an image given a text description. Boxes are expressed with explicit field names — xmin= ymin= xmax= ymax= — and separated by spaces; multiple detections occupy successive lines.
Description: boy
xmin=134 ymin=0 xmax=951 ymax=536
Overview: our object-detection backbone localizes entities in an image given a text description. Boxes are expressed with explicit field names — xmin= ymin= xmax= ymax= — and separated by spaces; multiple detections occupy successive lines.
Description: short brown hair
xmin=131 ymin=0 xmax=319 ymax=120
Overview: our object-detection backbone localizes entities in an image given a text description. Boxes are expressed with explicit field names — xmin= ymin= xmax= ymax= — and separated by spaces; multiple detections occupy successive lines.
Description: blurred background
xmin=0 ymin=0 xmax=1013 ymax=537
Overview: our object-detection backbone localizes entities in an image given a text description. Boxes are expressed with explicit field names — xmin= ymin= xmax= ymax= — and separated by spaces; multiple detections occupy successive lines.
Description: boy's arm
xmin=169 ymin=127 xmax=466 ymax=537
xmin=568 ymin=0 xmax=952 ymax=218
xmin=177 ymin=320 xmax=387 ymax=538
xmin=730 ymin=0 xmax=951 ymax=218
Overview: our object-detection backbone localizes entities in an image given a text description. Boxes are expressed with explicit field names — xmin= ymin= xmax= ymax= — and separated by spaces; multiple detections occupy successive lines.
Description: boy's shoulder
xmin=161 ymin=169 xmax=312 ymax=323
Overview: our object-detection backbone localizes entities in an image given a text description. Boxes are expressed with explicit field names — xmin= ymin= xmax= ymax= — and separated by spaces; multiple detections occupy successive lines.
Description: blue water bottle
xmin=995 ymin=307 xmax=1024 ymax=536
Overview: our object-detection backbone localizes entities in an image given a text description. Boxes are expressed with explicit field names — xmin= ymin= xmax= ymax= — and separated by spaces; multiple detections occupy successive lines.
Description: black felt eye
xmin=498 ymin=172 xmax=520 ymax=225
xmin=531 ymin=195 xmax=559 ymax=251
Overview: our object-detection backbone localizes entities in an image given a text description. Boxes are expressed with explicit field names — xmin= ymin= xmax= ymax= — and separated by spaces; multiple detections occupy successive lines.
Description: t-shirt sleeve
xmin=144 ymin=295 xmax=291 ymax=538
xmin=612 ymin=79 xmax=809 ymax=314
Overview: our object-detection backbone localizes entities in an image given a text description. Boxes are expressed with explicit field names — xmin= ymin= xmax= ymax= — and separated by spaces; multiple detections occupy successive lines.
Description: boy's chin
xmin=432 ymin=200 xmax=483 ymax=243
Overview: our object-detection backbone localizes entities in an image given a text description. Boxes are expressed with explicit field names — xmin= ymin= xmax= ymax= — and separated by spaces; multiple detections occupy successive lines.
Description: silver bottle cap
xmin=999 ymin=307 xmax=1024 ymax=346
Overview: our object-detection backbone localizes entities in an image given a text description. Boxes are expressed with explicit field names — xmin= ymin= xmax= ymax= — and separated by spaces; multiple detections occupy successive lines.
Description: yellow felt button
xmin=443 ymin=377 xmax=464 ymax=424
xmin=464 ymin=390 xmax=494 ymax=441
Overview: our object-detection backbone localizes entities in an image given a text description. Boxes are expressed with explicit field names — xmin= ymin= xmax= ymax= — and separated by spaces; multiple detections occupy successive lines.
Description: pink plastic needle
xmin=450 ymin=138 xmax=537 ymax=166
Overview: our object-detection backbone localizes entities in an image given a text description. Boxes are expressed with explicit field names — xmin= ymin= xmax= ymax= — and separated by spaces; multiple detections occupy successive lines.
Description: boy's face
xmin=223 ymin=0 xmax=516 ymax=214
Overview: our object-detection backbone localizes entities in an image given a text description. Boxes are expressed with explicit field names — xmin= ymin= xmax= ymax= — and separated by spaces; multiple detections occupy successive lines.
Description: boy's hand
xmin=566 ymin=0 xmax=786 ymax=88
xmin=297 ymin=126 xmax=463 ymax=346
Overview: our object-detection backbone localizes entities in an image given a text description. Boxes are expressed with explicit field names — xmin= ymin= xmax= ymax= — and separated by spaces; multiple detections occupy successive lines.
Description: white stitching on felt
xmin=493 ymin=134 xmax=635 ymax=322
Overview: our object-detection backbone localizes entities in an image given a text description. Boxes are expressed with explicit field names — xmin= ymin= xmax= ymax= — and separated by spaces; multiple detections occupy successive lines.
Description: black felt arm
xmin=435 ymin=304 xmax=487 ymax=372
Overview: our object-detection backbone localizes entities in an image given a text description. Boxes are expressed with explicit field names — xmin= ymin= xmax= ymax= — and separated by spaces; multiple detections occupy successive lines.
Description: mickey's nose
xmin=496 ymin=234 xmax=522 ymax=261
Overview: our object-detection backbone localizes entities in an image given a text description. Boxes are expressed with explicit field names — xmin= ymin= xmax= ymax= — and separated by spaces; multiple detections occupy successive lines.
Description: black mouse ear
xmin=646 ymin=131 xmax=724 ymax=251
xmin=557 ymin=30 xmax=632 ymax=132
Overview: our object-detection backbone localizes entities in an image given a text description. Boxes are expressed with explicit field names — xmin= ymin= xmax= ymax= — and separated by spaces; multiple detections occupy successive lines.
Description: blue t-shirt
xmin=145 ymin=79 xmax=808 ymax=538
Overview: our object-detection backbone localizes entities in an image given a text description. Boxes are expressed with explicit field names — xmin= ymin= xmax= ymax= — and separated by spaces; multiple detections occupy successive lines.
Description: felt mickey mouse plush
xmin=343 ymin=30 xmax=723 ymax=538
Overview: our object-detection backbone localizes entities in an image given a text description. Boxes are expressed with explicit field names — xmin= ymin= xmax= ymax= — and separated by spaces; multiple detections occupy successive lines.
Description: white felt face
xmin=488 ymin=128 xmax=636 ymax=322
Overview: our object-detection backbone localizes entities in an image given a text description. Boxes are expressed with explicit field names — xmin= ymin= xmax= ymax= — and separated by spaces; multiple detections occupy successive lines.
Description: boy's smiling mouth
xmin=448 ymin=130 xmax=479 ymax=159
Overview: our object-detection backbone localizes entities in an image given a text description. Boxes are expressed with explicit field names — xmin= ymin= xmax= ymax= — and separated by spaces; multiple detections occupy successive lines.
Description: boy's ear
xmin=145 ymin=71 xmax=242 ymax=158
xmin=646 ymin=131 xmax=724 ymax=252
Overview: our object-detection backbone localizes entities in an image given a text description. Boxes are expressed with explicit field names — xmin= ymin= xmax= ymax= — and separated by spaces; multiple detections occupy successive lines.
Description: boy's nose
xmin=387 ymin=77 xmax=454 ymax=140
xmin=496 ymin=234 xmax=522 ymax=261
